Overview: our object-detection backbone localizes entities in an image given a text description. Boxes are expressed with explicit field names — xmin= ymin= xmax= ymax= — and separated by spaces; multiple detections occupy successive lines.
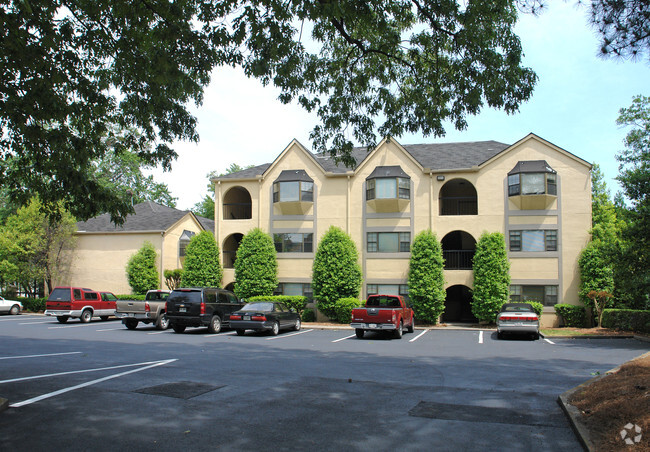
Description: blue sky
xmin=154 ymin=2 xmax=650 ymax=210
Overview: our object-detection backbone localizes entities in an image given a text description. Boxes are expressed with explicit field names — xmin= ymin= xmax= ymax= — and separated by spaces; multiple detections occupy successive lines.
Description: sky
xmin=149 ymin=2 xmax=650 ymax=211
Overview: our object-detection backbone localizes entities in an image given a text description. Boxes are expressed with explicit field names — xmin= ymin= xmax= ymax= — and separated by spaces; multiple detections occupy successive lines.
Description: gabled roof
xmin=76 ymin=201 xmax=213 ymax=233
xmin=216 ymin=140 xmax=511 ymax=180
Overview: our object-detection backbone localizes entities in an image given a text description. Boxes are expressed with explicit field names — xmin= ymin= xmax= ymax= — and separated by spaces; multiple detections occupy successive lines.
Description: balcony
xmin=443 ymin=250 xmax=474 ymax=270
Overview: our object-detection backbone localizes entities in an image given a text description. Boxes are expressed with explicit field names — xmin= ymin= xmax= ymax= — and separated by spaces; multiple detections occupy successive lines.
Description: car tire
xmin=100 ymin=316 xmax=109 ymax=321
xmin=9 ymin=304 xmax=20 ymax=315
xmin=208 ymin=315 xmax=222 ymax=334
xmin=270 ymin=321 xmax=280 ymax=336
xmin=172 ymin=324 xmax=186 ymax=334
xmin=80 ymin=309 xmax=92 ymax=323
xmin=407 ymin=320 xmax=414 ymax=334
xmin=293 ymin=318 xmax=301 ymax=331
xmin=394 ymin=321 xmax=403 ymax=339
xmin=124 ymin=319 xmax=138 ymax=330
xmin=236 ymin=329 xmax=245 ymax=336
xmin=532 ymin=332 xmax=540 ymax=340
xmin=57 ymin=316 xmax=69 ymax=324
xmin=355 ymin=329 xmax=364 ymax=339
xmin=155 ymin=313 xmax=169 ymax=330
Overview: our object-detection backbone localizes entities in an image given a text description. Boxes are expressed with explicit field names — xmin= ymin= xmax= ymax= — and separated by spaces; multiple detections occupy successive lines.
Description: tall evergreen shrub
xmin=182 ymin=231 xmax=222 ymax=287
xmin=234 ymin=228 xmax=278 ymax=299
xmin=126 ymin=241 xmax=159 ymax=294
xmin=407 ymin=230 xmax=446 ymax=324
xmin=471 ymin=232 xmax=510 ymax=323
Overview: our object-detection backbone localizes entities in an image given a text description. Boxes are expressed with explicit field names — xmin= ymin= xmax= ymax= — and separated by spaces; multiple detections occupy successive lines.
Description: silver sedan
xmin=496 ymin=303 xmax=540 ymax=340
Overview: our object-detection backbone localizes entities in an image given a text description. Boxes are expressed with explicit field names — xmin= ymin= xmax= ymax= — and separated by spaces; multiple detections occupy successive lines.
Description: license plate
xmin=179 ymin=307 xmax=186 ymax=313
xmin=244 ymin=316 xmax=250 ymax=320
xmin=128 ymin=313 xmax=135 ymax=317
xmin=369 ymin=323 xmax=377 ymax=328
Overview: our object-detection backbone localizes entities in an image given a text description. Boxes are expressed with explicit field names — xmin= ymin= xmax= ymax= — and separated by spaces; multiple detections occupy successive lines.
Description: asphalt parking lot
xmin=1 ymin=314 xmax=648 ymax=451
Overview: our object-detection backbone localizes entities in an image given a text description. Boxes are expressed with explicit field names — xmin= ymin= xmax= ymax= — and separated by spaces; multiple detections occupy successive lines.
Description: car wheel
xmin=293 ymin=318 xmax=301 ymax=331
xmin=355 ymin=329 xmax=364 ymax=339
xmin=124 ymin=319 xmax=138 ymax=330
xmin=394 ymin=321 xmax=403 ymax=339
xmin=80 ymin=309 xmax=92 ymax=323
xmin=269 ymin=321 xmax=280 ymax=336
xmin=208 ymin=315 xmax=222 ymax=334
xmin=9 ymin=304 xmax=20 ymax=315
xmin=532 ymin=332 xmax=540 ymax=340
xmin=407 ymin=320 xmax=414 ymax=334
xmin=155 ymin=313 xmax=170 ymax=330
xmin=100 ymin=316 xmax=109 ymax=321
xmin=236 ymin=329 xmax=245 ymax=336
xmin=57 ymin=316 xmax=69 ymax=324
xmin=172 ymin=324 xmax=186 ymax=334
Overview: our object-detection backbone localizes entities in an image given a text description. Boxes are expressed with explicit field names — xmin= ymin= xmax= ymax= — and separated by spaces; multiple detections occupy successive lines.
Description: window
xmin=366 ymin=177 xmax=410 ymax=200
xmin=273 ymin=181 xmax=313 ymax=202
xmin=367 ymin=232 xmax=410 ymax=253
xmin=179 ymin=230 xmax=196 ymax=257
xmin=273 ymin=233 xmax=313 ymax=253
xmin=508 ymin=162 xmax=557 ymax=197
xmin=510 ymin=285 xmax=559 ymax=306
xmin=274 ymin=283 xmax=313 ymax=300
xmin=367 ymin=284 xmax=409 ymax=298
xmin=509 ymin=230 xmax=558 ymax=252
xmin=508 ymin=174 xmax=520 ymax=196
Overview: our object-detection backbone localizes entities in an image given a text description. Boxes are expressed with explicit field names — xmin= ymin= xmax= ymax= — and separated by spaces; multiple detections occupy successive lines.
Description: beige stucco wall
xmin=215 ymin=135 xmax=591 ymax=326
xmin=65 ymin=214 xmax=207 ymax=295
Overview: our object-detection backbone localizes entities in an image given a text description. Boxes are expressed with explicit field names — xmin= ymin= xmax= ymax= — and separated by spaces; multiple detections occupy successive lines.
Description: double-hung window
xmin=509 ymin=230 xmax=558 ymax=252
xmin=367 ymin=232 xmax=410 ymax=253
xmin=510 ymin=285 xmax=559 ymax=306
xmin=273 ymin=233 xmax=313 ymax=253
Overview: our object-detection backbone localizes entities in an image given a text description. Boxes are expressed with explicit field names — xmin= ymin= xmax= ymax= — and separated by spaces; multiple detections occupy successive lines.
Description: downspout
xmin=160 ymin=231 xmax=165 ymax=289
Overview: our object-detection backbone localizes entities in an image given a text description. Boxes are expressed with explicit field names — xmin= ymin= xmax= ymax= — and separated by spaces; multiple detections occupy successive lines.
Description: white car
xmin=0 ymin=296 xmax=23 ymax=315
xmin=496 ymin=303 xmax=540 ymax=340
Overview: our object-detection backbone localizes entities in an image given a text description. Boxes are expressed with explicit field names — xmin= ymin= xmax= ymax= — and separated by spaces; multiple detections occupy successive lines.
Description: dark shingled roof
xmin=216 ymin=140 xmax=511 ymax=180
xmin=76 ymin=201 xmax=214 ymax=233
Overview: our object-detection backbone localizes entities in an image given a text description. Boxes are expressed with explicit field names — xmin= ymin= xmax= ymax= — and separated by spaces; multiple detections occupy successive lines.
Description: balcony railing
xmin=440 ymin=197 xmax=478 ymax=216
xmin=223 ymin=203 xmax=252 ymax=220
xmin=443 ymin=250 xmax=475 ymax=270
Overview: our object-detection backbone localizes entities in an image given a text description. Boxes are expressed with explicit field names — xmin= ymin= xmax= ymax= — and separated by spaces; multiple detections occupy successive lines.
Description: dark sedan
xmin=229 ymin=302 xmax=301 ymax=336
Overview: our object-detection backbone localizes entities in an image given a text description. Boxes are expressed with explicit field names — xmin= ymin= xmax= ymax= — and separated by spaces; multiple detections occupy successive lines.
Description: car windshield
xmin=501 ymin=304 xmax=534 ymax=313
xmin=240 ymin=302 xmax=274 ymax=312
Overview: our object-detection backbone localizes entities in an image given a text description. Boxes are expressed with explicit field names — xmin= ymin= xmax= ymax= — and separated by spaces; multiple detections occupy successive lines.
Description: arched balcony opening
xmin=223 ymin=233 xmax=244 ymax=269
xmin=223 ymin=186 xmax=252 ymax=220
xmin=441 ymin=231 xmax=476 ymax=270
xmin=439 ymin=178 xmax=477 ymax=215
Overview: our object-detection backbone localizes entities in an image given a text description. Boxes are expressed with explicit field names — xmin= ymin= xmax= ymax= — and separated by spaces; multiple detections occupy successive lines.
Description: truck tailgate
xmin=115 ymin=300 xmax=146 ymax=314
xmin=352 ymin=307 xmax=396 ymax=323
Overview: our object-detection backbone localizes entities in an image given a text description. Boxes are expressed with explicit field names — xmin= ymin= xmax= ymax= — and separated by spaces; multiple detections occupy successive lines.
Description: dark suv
xmin=166 ymin=288 xmax=244 ymax=334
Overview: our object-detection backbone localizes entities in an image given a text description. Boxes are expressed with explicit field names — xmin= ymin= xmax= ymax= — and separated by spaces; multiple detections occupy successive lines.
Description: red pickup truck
xmin=350 ymin=294 xmax=415 ymax=339
xmin=45 ymin=287 xmax=116 ymax=323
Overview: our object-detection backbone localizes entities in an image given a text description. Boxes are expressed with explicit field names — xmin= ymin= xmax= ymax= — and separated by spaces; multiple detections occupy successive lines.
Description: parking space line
xmin=95 ymin=328 xmax=122 ymax=332
xmin=0 ymin=351 xmax=82 ymax=361
xmin=409 ymin=329 xmax=429 ymax=342
xmin=0 ymin=315 xmax=42 ymax=322
xmin=147 ymin=330 xmax=169 ymax=335
xmin=205 ymin=331 xmax=237 ymax=338
xmin=266 ymin=329 xmax=314 ymax=340
xmin=48 ymin=323 xmax=100 ymax=329
xmin=19 ymin=321 xmax=51 ymax=325
xmin=479 ymin=331 xmax=484 ymax=344
xmin=544 ymin=338 xmax=555 ymax=345
xmin=332 ymin=334 xmax=356 ymax=343
xmin=9 ymin=359 xmax=177 ymax=408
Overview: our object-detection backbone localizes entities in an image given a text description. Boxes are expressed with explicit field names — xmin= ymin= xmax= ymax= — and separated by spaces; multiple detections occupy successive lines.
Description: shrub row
xmin=526 ymin=301 xmax=544 ymax=318
xmin=601 ymin=309 xmax=650 ymax=334
xmin=247 ymin=295 xmax=309 ymax=317
xmin=329 ymin=298 xmax=364 ymax=324
xmin=116 ymin=294 xmax=146 ymax=301
xmin=553 ymin=304 xmax=587 ymax=327
xmin=17 ymin=297 xmax=47 ymax=312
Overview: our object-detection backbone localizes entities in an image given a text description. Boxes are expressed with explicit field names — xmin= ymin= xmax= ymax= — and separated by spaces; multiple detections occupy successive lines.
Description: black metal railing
xmin=440 ymin=197 xmax=478 ymax=215
xmin=223 ymin=203 xmax=252 ymax=220
xmin=443 ymin=250 xmax=475 ymax=270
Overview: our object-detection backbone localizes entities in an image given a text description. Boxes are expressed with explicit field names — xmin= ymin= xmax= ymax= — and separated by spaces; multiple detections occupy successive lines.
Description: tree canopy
xmin=1 ymin=0 xmax=539 ymax=222
xmin=234 ymin=228 xmax=278 ymax=299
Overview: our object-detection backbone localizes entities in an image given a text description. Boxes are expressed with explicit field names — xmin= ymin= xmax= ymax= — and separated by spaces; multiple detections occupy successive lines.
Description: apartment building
xmin=214 ymin=133 xmax=592 ymax=327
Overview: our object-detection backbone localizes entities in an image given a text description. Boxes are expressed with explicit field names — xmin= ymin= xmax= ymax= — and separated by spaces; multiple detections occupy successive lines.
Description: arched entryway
xmin=441 ymin=231 xmax=476 ymax=270
xmin=224 ymin=282 xmax=235 ymax=292
xmin=223 ymin=233 xmax=243 ymax=269
xmin=442 ymin=285 xmax=476 ymax=323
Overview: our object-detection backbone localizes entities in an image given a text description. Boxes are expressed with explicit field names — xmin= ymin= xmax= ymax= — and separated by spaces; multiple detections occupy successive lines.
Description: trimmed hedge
xmin=301 ymin=308 xmax=316 ymax=322
xmin=554 ymin=304 xmax=587 ymax=327
xmin=330 ymin=297 xmax=364 ymax=324
xmin=247 ymin=295 xmax=309 ymax=317
xmin=601 ymin=309 xmax=650 ymax=334
xmin=17 ymin=297 xmax=47 ymax=312
xmin=116 ymin=294 xmax=146 ymax=301
xmin=525 ymin=301 xmax=544 ymax=318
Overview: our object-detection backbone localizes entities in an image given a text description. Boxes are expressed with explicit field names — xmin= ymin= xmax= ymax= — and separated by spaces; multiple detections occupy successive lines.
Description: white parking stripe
xmin=9 ymin=359 xmax=177 ymax=408
xmin=48 ymin=323 xmax=98 ymax=329
xmin=0 ymin=316 xmax=42 ymax=322
xmin=332 ymin=334 xmax=356 ymax=343
xmin=147 ymin=330 xmax=169 ymax=335
xmin=409 ymin=329 xmax=429 ymax=342
xmin=19 ymin=321 xmax=51 ymax=325
xmin=265 ymin=329 xmax=314 ymax=340
xmin=95 ymin=328 xmax=122 ymax=332
xmin=0 ymin=351 xmax=82 ymax=361
xmin=544 ymin=338 xmax=555 ymax=345
xmin=205 ymin=331 xmax=237 ymax=338
xmin=479 ymin=331 xmax=484 ymax=344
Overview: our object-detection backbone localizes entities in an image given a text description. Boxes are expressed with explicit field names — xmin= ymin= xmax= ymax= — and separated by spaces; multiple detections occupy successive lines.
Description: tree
xmin=182 ymin=231 xmax=222 ymax=287
xmin=164 ymin=269 xmax=184 ymax=290
xmin=587 ymin=290 xmax=614 ymax=328
xmin=579 ymin=242 xmax=615 ymax=312
xmin=234 ymin=228 xmax=278 ymax=299
xmin=589 ymin=0 xmax=650 ymax=61
xmin=126 ymin=242 xmax=159 ymax=295
xmin=312 ymin=226 xmax=362 ymax=319
xmin=0 ymin=198 xmax=76 ymax=296
xmin=471 ymin=232 xmax=511 ymax=323
xmin=407 ymin=230 xmax=446 ymax=324
xmin=1 ymin=1 xmax=538 ymax=221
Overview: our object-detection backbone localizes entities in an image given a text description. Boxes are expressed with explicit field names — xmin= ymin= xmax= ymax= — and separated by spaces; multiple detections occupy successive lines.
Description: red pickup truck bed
xmin=350 ymin=294 xmax=415 ymax=339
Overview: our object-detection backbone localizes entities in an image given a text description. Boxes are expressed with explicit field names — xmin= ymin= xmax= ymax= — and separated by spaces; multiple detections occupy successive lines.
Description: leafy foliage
xmin=312 ymin=226 xmax=362 ymax=319
xmin=601 ymin=309 xmax=650 ymax=334
xmin=579 ymin=241 xmax=615 ymax=311
xmin=554 ymin=303 xmax=587 ymax=327
xmin=1 ymin=1 xmax=538 ymax=220
xmin=164 ymin=269 xmax=184 ymax=290
xmin=587 ymin=290 xmax=614 ymax=328
xmin=248 ymin=295 xmax=309 ymax=317
xmin=471 ymin=232 xmax=511 ymax=323
xmin=234 ymin=228 xmax=278 ymax=299
xmin=589 ymin=0 xmax=650 ymax=61
xmin=182 ymin=231 xmax=222 ymax=288
xmin=525 ymin=301 xmax=544 ymax=318
xmin=407 ymin=230 xmax=446 ymax=324
xmin=126 ymin=242 xmax=159 ymax=295
xmin=331 ymin=297 xmax=364 ymax=324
